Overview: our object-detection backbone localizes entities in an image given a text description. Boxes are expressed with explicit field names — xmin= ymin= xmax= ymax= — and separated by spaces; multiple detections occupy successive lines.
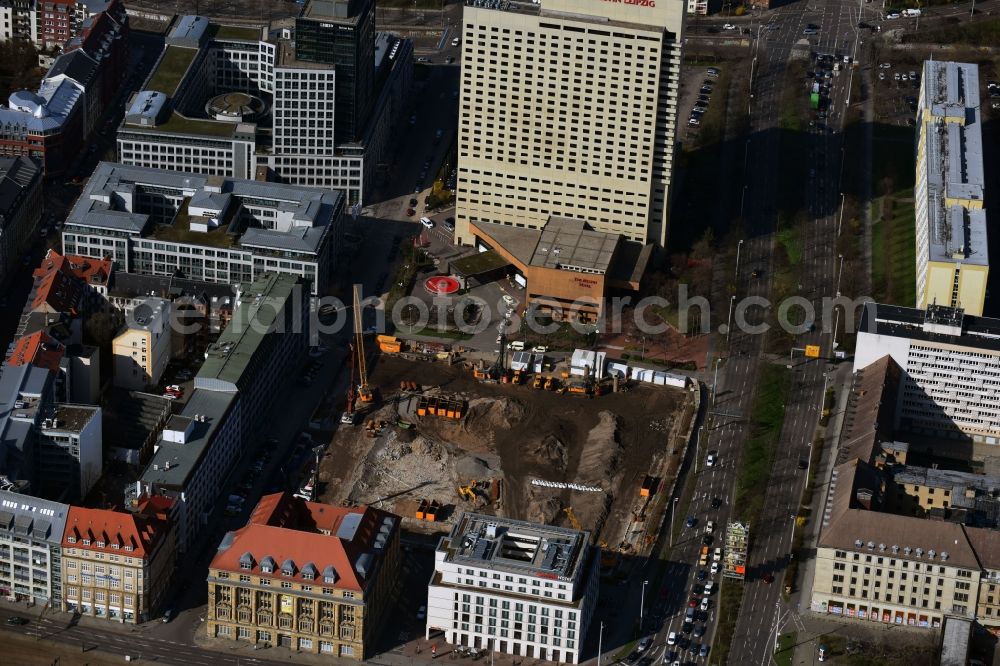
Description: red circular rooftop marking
xmin=425 ymin=275 xmax=460 ymax=295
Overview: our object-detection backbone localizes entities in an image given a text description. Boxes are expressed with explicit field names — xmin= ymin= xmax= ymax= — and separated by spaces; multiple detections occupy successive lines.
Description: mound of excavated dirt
xmin=577 ymin=411 xmax=622 ymax=486
xmin=525 ymin=492 xmax=562 ymax=526
xmin=533 ymin=434 xmax=568 ymax=472
xmin=462 ymin=397 xmax=527 ymax=444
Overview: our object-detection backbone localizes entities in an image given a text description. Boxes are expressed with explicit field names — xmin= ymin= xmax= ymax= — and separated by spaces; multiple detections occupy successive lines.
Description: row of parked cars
xmin=689 ymin=67 xmax=719 ymax=127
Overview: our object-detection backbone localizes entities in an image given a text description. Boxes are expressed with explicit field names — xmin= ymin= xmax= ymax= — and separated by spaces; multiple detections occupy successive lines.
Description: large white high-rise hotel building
xmin=455 ymin=0 xmax=684 ymax=247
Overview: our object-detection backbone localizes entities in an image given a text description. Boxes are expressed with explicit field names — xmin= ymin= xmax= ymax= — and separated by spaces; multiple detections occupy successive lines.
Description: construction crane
xmin=563 ymin=506 xmax=582 ymax=531
xmin=340 ymin=342 xmax=357 ymax=425
xmin=353 ymin=285 xmax=374 ymax=403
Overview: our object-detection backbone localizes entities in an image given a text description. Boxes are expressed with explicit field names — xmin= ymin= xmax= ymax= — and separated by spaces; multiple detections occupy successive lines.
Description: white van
xmin=902 ymin=8 xmax=920 ymax=16
xmin=508 ymin=340 xmax=525 ymax=351
xmin=451 ymin=37 xmax=460 ymax=47
xmin=420 ymin=217 xmax=435 ymax=229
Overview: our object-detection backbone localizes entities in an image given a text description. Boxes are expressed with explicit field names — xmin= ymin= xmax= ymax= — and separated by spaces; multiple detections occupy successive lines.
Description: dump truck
xmin=377 ymin=334 xmax=403 ymax=353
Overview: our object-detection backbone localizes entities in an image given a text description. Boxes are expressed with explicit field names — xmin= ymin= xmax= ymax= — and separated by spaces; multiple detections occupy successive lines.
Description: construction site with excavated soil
xmin=316 ymin=354 xmax=698 ymax=562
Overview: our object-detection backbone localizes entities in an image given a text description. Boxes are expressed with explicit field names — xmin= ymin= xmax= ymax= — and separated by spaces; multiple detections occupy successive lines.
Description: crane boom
xmin=354 ymin=285 xmax=374 ymax=403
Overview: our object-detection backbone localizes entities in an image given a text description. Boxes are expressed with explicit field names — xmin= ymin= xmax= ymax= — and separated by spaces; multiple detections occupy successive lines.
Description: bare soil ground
xmin=317 ymin=355 xmax=695 ymax=550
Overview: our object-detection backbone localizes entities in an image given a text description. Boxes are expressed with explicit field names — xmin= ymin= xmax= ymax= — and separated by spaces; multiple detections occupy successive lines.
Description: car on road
xmin=417 ymin=56 xmax=431 ymax=62
xmin=406 ymin=208 xmax=415 ymax=216
xmin=886 ymin=11 xmax=900 ymax=19
xmin=693 ymin=624 xmax=705 ymax=638
xmin=685 ymin=516 xmax=697 ymax=528
xmin=444 ymin=217 xmax=456 ymax=233
xmin=700 ymin=597 xmax=711 ymax=611
xmin=722 ymin=23 xmax=736 ymax=30
xmin=696 ymin=569 xmax=708 ymax=581
xmin=711 ymin=561 xmax=720 ymax=575
xmin=763 ymin=574 xmax=775 ymax=584
xmin=711 ymin=496 xmax=722 ymax=509
xmin=713 ymin=547 xmax=722 ymax=562
xmin=666 ymin=631 xmax=677 ymax=646
xmin=638 ymin=637 xmax=652 ymax=652
xmin=681 ymin=620 xmax=693 ymax=634
xmin=704 ymin=581 xmax=715 ymax=595
xmin=625 ymin=651 xmax=640 ymax=663
xmin=706 ymin=453 xmax=716 ymax=467
xmin=6 ymin=616 xmax=28 ymax=625
xmin=688 ymin=117 xmax=701 ymax=126
xmin=162 ymin=608 xmax=175 ymax=623
xmin=417 ymin=605 xmax=427 ymax=620
xmin=803 ymin=28 xmax=818 ymax=35
xmin=691 ymin=583 xmax=704 ymax=596
xmin=688 ymin=597 xmax=698 ymax=608
xmin=664 ymin=651 xmax=679 ymax=665
xmin=702 ymin=534 xmax=713 ymax=546
xmin=420 ymin=217 xmax=435 ymax=229
xmin=699 ymin=644 xmax=710 ymax=658
xmin=878 ymin=72 xmax=885 ymax=81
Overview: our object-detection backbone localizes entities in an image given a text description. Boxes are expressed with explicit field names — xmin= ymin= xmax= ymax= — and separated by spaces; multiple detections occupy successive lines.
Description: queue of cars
xmin=689 ymin=67 xmax=719 ymax=128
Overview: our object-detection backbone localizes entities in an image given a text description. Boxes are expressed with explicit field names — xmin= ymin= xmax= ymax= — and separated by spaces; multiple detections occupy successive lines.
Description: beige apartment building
xmin=112 ymin=297 xmax=171 ymax=390
xmin=61 ymin=497 xmax=176 ymax=623
xmin=812 ymin=460 xmax=980 ymax=628
xmin=454 ymin=0 xmax=683 ymax=248
xmin=914 ymin=61 xmax=988 ymax=316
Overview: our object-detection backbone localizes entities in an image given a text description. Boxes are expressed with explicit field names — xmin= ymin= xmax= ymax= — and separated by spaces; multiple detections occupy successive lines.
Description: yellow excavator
xmin=354 ymin=285 xmax=374 ymax=403
xmin=563 ymin=506 xmax=582 ymax=531
xmin=458 ymin=481 xmax=480 ymax=504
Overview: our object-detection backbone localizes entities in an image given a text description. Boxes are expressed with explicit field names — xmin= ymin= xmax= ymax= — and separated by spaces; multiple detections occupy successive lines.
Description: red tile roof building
xmin=7 ymin=330 xmax=65 ymax=372
xmin=207 ymin=493 xmax=400 ymax=658
xmin=61 ymin=499 xmax=176 ymax=623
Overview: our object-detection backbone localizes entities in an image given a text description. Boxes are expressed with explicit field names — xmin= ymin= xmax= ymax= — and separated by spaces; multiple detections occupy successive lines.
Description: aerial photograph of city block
xmin=0 ymin=0 xmax=998 ymax=664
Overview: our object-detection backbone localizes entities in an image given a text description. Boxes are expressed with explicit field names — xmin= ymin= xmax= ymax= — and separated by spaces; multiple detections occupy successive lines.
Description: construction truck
xmin=532 ymin=374 xmax=544 ymax=389
xmin=566 ymin=380 xmax=591 ymax=395
xmin=544 ymin=376 xmax=558 ymax=391
xmin=377 ymin=335 xmax=403 ymax=353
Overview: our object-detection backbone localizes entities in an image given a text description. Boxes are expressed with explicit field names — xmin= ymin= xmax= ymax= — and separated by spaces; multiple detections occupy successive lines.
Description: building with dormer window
xmin=206 ymin=493 xmax=400 ymax=659
xmin=60 ymin=497 xmax=175 ymax=623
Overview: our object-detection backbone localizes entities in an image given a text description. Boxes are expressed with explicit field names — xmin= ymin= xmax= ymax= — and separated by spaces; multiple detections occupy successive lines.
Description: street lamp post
xmin=735 ymin=239 xmax=744 ymax=280
xmin=726 ymin=295 xmax=736 ymax=345
xmin=639 ymin=580 xmax=649 ymax=630
xmin=832 ymin=254 xmax=845 ymax=348
xmin=669 ymin=497 xmax=679 ymax=547
xmin=837 ymin=192 xmax=846 ymax=236
xmin=711 ymin=357 xmax=721 ymax=405
xmin=597 ymin=621 xmax=604 ymax=666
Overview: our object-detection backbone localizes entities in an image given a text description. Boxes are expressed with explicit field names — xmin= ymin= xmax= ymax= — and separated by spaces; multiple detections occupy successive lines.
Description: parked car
xmin=667 ymin=631 xmax=677 ymax=646
xmin=722 ymin=23 xmax=736 ymax=30
xmin=6 ymin=616 xmax=28 ymax=625
xmin=638 ymin=637 xmax=652 ymax=652
xmin=685 ymin=516 xmax=697 ymax=528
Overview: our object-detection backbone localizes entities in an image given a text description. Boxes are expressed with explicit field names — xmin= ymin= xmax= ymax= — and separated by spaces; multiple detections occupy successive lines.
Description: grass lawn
xmin=733 ymin=365 xmax=789 ymax=524
xmin=870 ymin=192 xmax=916 ymax=305
xmin=146 ymin=45 xmax=197 ymax=96
xmin=776 ymin=58 xmax=811 ymax=218
xmin=214 ymin=24 xmax=262 ymax=41
xmin=774 ymin=632 xmax=797 ymax=666
xmin=872 ymin=125 xmax=915 ymax=197
xmin=710 ymin=577 xmax=744 ymax=665
xmin=902 ymin=16 xmax=1000 ymax=44
xmin=397 ymin=325 xmax=472 ymax=341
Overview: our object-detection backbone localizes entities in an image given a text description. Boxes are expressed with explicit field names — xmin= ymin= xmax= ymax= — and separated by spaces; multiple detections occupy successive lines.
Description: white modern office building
xmin=914 ymin=61 xmax=989 ymax=316
xmin=116 ymin=14 xmax=412 ymax=204
xmin=61 ymin=162 xmax=345 ymax=295
xmin=854 ymin=303 xmax=1000 ymax=442
xmin=0 ymin=490 xmax=69 ymax=604
xmin=426 ymin=513 xmax=599 ymax=664
xmin=454 ymin=0 xmax=684 ymax=247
